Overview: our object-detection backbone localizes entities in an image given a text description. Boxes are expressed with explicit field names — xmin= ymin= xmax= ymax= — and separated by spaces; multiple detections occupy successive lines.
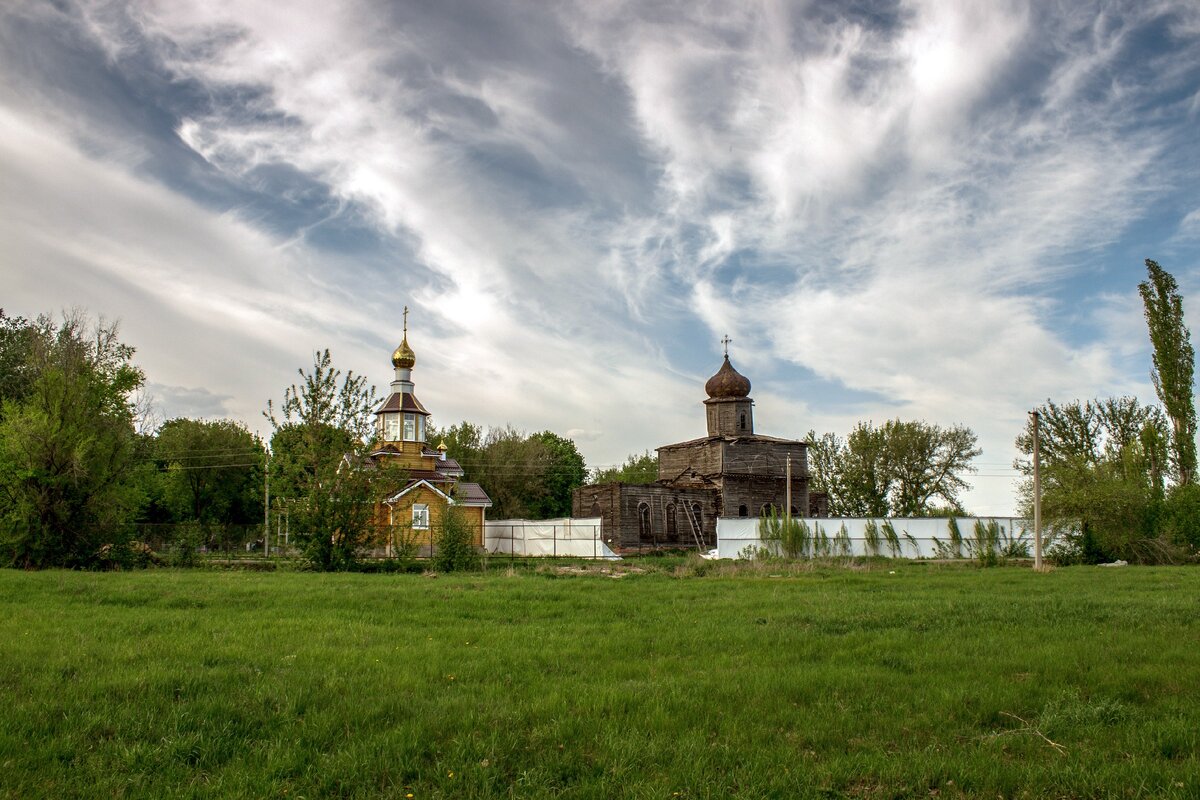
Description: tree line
xmin=1012 ymin=260 xmax=1200 ymax=563
xmin=0 ymin=313 xmax=593 ymax=569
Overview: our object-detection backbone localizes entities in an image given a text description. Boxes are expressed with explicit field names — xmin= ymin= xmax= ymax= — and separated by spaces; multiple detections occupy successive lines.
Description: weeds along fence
xmin=70 ymin=519 xmax=619 ymax=564
xmin=718 ymin=517 xmax=1033 ymax=561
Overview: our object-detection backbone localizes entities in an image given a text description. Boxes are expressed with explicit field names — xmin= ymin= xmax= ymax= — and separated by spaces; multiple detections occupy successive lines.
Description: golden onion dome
xmin=391 ymin=336 xmax=416 ymax=369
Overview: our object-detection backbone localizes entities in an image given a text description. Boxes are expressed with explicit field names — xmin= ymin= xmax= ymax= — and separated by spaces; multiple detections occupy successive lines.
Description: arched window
xmin=638 ymin=502 xmax=652 ymax=541
xmin=665 ymin=503 xmax=678 ymax=541
xmin=738 ymin=504 xmax=748 ymax=517
xmin=739 ymin=413 xmax=746 ymax=430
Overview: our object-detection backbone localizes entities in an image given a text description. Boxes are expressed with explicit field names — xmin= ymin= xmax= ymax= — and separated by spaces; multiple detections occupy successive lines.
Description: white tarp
xmin=485 ymin=518 xmax=620 ymax=559
xmin=717 ymin=516 xmax=1032 ymax=560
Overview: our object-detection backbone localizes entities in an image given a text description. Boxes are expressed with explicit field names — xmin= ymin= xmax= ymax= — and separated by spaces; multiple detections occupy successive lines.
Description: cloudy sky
xmin=3 ymin=0 xmax=1199 ymax=514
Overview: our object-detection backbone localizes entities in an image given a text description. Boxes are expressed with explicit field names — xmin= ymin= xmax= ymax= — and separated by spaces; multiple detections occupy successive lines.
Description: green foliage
xmin=430 ymin=422 xmax=587 ymax=520
xmin=155 ymin=418 xmax=264 ymax=524
xmin=1139 ymin=259 xmax=1197 ymax=486
xmin=265 ymin=349 xmax=391 ymax=571
xmin=525 ymin=431 xmax=586 ymax=518
xmin=862 ymin=519 xmax=882 ymax=557
xmin=1016 ymin=397 xmax=1174 ymax=563
xmin=881 ymin=520 xmax=902 ymax=557
xmin=970 ymin=519 xmax=1000 ymax=567
xmin=1159 ymin=483 xmax=1200 ymax=552
xmin=812 ymin=522 xmax=831 ymax=557
xmin=833 ymin=523 xmax=853 ymax=557
xmin=757 ymin=508 xmax=810 ymax=558
xmin=433 ymin=504 xmax=479 ymax=572
xmin=806 ymin=420 xmax=979 ymax=517
xmin=0 ymin=312 xmax=146 ymax=568
xmin=589 ymin=450 xmax=658 ymax=484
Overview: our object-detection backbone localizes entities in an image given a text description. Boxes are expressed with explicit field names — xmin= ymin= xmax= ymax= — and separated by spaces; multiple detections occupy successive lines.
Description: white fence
xmin=484 ymin=518 xmax=620 ymax=559
xmin=716 ymin=517 xmax=1031 ymax=560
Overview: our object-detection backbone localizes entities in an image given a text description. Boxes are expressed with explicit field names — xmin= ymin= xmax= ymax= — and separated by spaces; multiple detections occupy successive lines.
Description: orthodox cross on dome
xmin=721 ymin=334 xmax=732 ymax=357
xmin=403 ymin=305 xmax=409 ymax=336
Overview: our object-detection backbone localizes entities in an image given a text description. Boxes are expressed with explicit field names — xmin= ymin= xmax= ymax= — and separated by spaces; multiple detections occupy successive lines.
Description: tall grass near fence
xmin=0 ymin=567 xmax=1196 ymax=799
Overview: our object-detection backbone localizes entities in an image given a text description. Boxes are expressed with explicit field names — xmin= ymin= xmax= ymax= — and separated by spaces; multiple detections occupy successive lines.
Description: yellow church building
xmin=366 ymin=313 xmax=491 ymax=553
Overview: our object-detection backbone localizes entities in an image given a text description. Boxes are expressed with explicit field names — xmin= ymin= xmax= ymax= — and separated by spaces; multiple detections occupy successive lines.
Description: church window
xmin=690 ymin=503 xmax=702 ymax=526
xmin=403 ymin=413 xmax=416 ymax=441
xmin=739 ymin=413 xmax=746 ymax=430
xmin=416 ymin=415 xmax=426 ymax=442
xmin=412 ymin=504 xmax=430 ymax=530
xmin=638 ymin=502 xmax=652 ymax=541
xmin=665 ymin=503 xmax=677 ymax=541
xmin=384 ymin=414 xmax=401 ymax=441
xmin=738 ymin=504 xmax=748 ymax=517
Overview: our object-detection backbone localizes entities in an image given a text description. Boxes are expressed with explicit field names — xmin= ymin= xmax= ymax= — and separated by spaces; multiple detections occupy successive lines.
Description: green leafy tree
xmin=265 ymin=349 xmax=384 ymax=570
xmin=0 ymin=312 xmax=145 ymax=568
xmin=589 ymin=450 xmax=658 ymax=484
xmin=431 ymin=422 xmax=586 ymax=519
xmin=526 ymin=431 xmax=586 ymax=518
xmin=804 ymin=432 xmax=848 ymax=512
xmin=155 ymin=418 xmax=264 ymax=523
xmin=1015 ymin=398 xmax=1171 ymax=563
xmin=806 ymin=420 xmax=979 ymax=517
xmin=1138 ymin=259 xmax=1197 ymax=486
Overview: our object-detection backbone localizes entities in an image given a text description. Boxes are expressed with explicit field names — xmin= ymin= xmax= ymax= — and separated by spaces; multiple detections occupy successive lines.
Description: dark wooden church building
xmin=572 ymin=346 xmax=827 ymax=551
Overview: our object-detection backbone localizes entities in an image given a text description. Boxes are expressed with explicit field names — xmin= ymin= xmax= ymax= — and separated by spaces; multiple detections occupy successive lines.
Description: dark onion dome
xmin=704 ymin=355 xmax=751 ymax=398
xmin=391 ymin=335 xmax=416 ymax=369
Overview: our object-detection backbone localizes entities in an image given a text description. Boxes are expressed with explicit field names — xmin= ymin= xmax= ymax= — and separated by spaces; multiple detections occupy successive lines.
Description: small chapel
xmin=364 ymin=311 xmax=491 ymax=552
xmin=572 ymin=340 xmax=826 ymax=551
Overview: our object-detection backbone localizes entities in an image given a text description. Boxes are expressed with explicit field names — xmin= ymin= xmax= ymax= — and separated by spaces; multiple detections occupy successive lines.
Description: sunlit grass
xmin=0 ymin=564 xmax=1197 ymax=798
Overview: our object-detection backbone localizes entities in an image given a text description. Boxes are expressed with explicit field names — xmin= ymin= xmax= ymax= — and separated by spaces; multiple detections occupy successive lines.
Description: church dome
xmin=705 ymin=355 xmax=751 ymax=399
xmin=391 ymin=336 xmax=415 ymax=369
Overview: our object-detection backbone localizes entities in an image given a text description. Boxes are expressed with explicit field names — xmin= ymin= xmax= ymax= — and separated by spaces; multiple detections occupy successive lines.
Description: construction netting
xmin=484 ymin=518 xmax=620 ymax=559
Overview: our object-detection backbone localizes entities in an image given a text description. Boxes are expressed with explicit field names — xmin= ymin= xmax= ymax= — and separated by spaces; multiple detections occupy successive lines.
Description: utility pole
xmin=263 ymin=454 xmax=270 ymax=558
xmin=785 ymin=453 xmax=793 ymax=526
xmin=1031 ymin=410 xmax=1042 ymax=571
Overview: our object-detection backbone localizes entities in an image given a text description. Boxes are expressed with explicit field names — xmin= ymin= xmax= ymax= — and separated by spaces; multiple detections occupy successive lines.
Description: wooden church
xmin=364 ymin=312 xmax=491 ymax=553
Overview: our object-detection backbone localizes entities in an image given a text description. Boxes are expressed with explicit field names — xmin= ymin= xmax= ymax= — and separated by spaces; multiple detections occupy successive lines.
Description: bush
xmin=1159 ymin=483 xmax=1200 ymax=552
xmin=757 ymin=509 xmax=810 ymax=558
xmin=433 ymin=506 xmax=480 ymax=572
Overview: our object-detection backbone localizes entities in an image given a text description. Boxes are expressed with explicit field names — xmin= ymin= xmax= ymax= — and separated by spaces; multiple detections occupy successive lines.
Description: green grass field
xmin=0 ymin=562 xmax=1197 ymax=799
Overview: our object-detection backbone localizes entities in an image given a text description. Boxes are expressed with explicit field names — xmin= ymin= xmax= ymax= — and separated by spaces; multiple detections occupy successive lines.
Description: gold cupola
xmin=391 ymin=337 xmax=415 ymax=369
xmin=391 ymin=306 xmax=416 ymax=369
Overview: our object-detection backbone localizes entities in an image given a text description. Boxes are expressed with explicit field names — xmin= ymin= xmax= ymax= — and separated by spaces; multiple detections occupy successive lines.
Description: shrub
xmin=881 ymin=520 xmax=902 ymax=558
xmin=1159 ymin=483 xmax=1200 ymax=552
xmin=757 ymin=509 xmax=811 ymax=558
xmin=433 ymin=506 xmax=480 ymax=572
xmin=970 ymin=519 xmax=1000 ymax=567
xmin=862 ymin=520 xmax=882 ymax=557
xmin=833 ymin=524 xmax=853 ymax=557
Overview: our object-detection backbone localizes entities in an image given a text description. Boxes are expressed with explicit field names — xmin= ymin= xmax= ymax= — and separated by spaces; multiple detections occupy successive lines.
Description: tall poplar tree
xmin=1138 ymin=259 xmax=1197 ymax=486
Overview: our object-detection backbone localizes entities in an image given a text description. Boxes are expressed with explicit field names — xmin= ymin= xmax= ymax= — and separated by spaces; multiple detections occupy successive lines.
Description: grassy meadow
xmin=0 ymin=562 xmax=1197 ymax=799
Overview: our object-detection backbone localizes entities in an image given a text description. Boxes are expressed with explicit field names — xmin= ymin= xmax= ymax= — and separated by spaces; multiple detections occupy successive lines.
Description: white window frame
xmin=403 ymin=413 xmax=416 ymax=441
xmin=412 ymin=503 xmax=430 ymax=530
xmin=384 ymin=414 xmax=401 ymax=441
